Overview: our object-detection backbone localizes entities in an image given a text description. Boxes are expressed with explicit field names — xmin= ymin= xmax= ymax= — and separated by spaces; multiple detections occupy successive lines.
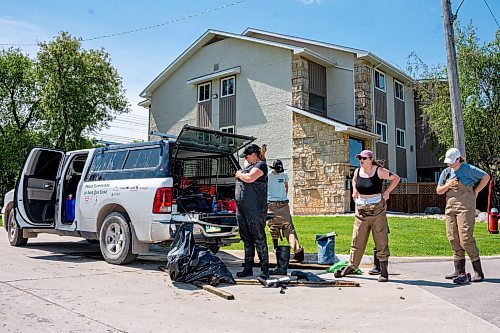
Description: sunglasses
xmin=357 ymin=156 xmax=369 ymax=160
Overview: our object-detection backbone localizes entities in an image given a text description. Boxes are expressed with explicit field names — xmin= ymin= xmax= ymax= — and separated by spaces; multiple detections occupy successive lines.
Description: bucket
xmin=316 ymin=232 xmax=336 ymax=264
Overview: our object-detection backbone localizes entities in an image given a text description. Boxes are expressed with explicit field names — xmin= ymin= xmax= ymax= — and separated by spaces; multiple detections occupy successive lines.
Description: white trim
xmin=396 ymin=128 xmax=406 ymax=148
xmin=220 ymin=76 xmax=236 ymax=97
xmin=197 ymin=82 xmax=211 ymax=103
xmin=376 ymin=121 xmax=388 ymax=143
xmin=187 ymin=66 xmax=241 ymax=85
xmin=219 ymin=125 xmax=235 ymax=133
xmin=138 ymin=99 xmax=151 ymax=108
xmin=374 ymin=69 xmax=386 ymax=92
xmin=394 ymin=79 xmax=404 ymax=101
xmin=286 ymin=105 xmax=380 ymax=140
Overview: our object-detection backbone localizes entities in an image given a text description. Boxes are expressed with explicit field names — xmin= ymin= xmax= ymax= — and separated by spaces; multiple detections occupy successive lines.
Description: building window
xmin=220 ymin=126 xmax=234 ymax=134
xmin=309 ymin=93 xmax=325 ymax=112
xmin=349 ymin=138 xmax=364 ymax=167
xmin=374 ymin=69 xmax=385 ymax=91
xmin=394 ymin=80 xmax=404 ymax=101
xmin=376 ymin=121 xmax=387 ymax=143
xmin=221 ymin=76 xmax=235 ymax=97
xmin=198 ymin=82 xmax=211 ymax=102
xmin=396 ymin=128 xmax=406 ymax=148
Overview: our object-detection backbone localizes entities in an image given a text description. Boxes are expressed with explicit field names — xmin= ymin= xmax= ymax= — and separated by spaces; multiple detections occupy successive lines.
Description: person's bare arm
xmin=378 ymin=168 xmax=400 ymax=201
xmin=436 ymin=178 xmax=459 ymax=195
xmin=474 ymin=173 xmax=491 ymax=198
xmin=284 ymin=181 xmax=289 ymax=195
xmin=235 ymin=168 xmax=264 ymax=183
xmin=352 ymin=168 xmax=359 ymax=199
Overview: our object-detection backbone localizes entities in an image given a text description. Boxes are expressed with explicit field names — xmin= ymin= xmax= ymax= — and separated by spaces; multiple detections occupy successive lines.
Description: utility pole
xmin=441 ymin=0 xmax=466 ymax=159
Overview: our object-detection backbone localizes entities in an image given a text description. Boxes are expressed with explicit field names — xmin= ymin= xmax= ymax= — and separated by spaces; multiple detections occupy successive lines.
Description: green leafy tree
xmin=37 ymin=32 xmax=130 ymax=150
xmin=409 ymin=22 xmax=499 ymax=205
xmin=0 ymin=48 xmax=44 ymax=204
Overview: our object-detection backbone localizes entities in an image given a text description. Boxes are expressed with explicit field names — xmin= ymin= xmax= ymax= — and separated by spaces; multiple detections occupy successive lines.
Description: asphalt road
xmin=0 ymin=229 xmax=498 ymax=333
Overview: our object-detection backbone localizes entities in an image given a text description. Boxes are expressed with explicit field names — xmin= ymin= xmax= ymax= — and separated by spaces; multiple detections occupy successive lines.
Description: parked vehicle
xmin=2 ymin=125 xmax=255 ymax=264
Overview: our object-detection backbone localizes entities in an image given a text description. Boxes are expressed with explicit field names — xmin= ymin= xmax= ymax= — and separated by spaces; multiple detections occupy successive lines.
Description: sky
xmin=1 ymin=0 xmax=498 ymax=143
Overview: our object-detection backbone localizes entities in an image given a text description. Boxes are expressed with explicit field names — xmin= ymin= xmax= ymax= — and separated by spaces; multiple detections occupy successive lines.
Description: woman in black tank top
xmin=334 ymin=150 xmax=400 ymax=283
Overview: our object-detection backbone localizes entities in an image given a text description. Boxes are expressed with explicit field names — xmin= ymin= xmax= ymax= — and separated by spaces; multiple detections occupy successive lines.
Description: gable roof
xmin=141 ymin=28 xmax=415 ymax=98
xmin=243 ymin=28 xmax=414 ymax=83
xmin=140 ymin=29 xmax=334 ymax=98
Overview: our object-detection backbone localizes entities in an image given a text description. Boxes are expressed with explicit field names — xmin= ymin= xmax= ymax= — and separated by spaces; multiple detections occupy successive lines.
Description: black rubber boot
xmin=293 ymin=247 xmax=304 ymax=263
xmin=369 ymin=247 xmax=381 ymax=275
xmin=445 ymin=259 xmax=465 ymax=279
xmin=256 ymin=240 xmax=269 ymax=279
xmin=272 ymin=238 xmax=279 ymax=250
xmin=237 ymin=244 xmax=254 ymax=277
xmin=378 ymin=261 xmax=389 ymax=282
xmin=471 ymin=259 xmax=484 ymax=282
xmin=270 ymin=246 xmax=290 ymax=275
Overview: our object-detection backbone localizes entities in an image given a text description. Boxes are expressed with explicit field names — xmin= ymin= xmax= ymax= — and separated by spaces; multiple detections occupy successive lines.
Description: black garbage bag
xmin=166 ymin=224 xmax=235 ymax=285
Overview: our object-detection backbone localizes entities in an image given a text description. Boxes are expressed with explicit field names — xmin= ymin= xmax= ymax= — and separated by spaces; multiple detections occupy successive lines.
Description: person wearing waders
xmin=436 ymin=148 xmax=490 ymax=283
xmin=235 ymin=144 xmax=270 ymax=279
xmin=267 ymin=159 xmax=304 ymax=272
xmin=335 ymin=150 xmax=400 ymax=282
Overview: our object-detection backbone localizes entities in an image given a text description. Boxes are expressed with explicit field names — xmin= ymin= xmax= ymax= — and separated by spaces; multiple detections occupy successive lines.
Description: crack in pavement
xmin=0 ymin=280 xmax=128 ymax=333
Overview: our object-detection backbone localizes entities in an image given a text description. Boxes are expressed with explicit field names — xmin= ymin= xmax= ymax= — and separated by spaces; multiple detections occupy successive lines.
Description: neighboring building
xmin=140 ymin=28 xmax=417 ymax=214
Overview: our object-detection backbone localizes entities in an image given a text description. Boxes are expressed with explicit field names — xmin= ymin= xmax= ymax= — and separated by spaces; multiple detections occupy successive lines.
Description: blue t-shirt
xmin=268 ymin=171 xmax=289 ymax=201
xmin=438 ymin=163 xmax=486 ymax=187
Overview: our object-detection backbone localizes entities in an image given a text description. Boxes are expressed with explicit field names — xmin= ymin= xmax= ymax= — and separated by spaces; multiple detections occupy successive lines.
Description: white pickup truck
xmin=2 ymin=125 xmax=256 ymax=264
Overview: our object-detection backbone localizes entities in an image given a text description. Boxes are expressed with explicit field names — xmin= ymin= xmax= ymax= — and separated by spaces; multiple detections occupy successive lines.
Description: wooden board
xmin=192 ymin=281 xmax=235 ymax=300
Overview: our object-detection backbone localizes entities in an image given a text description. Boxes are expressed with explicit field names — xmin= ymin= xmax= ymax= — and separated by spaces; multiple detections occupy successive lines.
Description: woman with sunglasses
xmin=436 ymin=148 xmax=490 ymax=282
xmin=234 ymin=144 xmax=269 ymax=279
xmin=335 ymin=150 xmax=400 ymax=282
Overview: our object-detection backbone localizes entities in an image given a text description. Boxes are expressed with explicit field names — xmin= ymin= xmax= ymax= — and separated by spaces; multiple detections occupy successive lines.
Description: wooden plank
xmin=192 ymin=282 xmax=235 ymax=300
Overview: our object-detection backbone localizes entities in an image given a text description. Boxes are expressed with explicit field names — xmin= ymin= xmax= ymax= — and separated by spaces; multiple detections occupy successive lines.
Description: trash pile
xmin=166 ymin=223 xmax=235 ymax=286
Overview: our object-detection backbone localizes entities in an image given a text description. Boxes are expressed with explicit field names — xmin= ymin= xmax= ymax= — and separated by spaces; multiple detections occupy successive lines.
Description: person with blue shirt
xmin=437 ymin=148 xmax=490 ymax=282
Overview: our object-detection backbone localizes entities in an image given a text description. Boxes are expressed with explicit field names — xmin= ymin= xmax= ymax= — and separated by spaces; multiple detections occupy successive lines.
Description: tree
xmin=409 ymin=22 xmax=499 ymax=205
xmin=37 ymin=32 xmax=130 ymax=150
xmin=0 ymin=48 xmax=43 ymax=204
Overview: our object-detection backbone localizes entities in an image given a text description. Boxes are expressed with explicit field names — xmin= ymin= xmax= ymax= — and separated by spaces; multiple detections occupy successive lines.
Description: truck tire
xmin=7 ymin=211 xmax=28 ymax=247
xmin=99 ymin=212 xmax=137 ymax=265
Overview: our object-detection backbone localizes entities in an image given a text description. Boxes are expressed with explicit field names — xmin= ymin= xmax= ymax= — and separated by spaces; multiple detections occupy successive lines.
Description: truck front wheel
xmin=7 ymin=211 xmax=28 ymax=246
xmin=99 ymin=212 xmax=137 ymax=265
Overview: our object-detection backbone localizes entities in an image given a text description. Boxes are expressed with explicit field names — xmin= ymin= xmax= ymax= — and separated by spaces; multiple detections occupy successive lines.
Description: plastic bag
xmin=316 ymin=232 xmax=336 ymax=264
xmin=166 ymin=223 xmax=235 ymax=285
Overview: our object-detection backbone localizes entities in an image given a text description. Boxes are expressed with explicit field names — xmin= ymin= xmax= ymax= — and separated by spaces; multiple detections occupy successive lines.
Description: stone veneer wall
xmin=291 ymin=55 xmax=309 ymax=110
xmin=354 ymin=59 xmax=373 ymax=131
xmin=292 ymin=113 xmax=351 ymax=214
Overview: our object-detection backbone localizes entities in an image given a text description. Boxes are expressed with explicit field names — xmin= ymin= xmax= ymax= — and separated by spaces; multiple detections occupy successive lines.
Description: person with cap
xmin=234 ymin=143 xmax=270 ymax=278
xmin=267 ymin=159 xmax=304 ymax=266
xmin=436 ymin=148 xmax=490 ymax=282
xmin=335 ymin=149 xmax=400 ymax=282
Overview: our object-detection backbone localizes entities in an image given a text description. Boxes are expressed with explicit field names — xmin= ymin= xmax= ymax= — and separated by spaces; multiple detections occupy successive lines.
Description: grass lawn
xmin=226 ymin=216 xmax=500 ymax=256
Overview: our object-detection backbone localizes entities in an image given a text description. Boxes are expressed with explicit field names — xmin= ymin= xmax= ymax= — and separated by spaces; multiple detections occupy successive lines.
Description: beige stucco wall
xmin=292 ymin=113 xmax=351 ymax=214
xmin=149 ymin=37 xmax=295 ymax=201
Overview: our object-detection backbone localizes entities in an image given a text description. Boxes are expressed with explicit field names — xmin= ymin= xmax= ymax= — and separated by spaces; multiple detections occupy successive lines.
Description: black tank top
xmin=355 ymin=167 xmax=383 ymax=195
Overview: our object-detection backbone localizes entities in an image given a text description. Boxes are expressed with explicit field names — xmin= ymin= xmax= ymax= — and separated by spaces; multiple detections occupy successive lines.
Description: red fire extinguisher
xmin=486 ymin=180 xmax=499 ymax=234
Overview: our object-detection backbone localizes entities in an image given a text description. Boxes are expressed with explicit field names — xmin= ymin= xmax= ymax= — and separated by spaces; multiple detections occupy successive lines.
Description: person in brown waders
xmin=436 ymin=148 xmax=490 ymax=282
xmin=266 ymin=159 xmax=304 ymax=274
xmin=235 ymin=144 xmax=270 ymax=279
xmin=335 ymin=150 xmax=400 ymax=282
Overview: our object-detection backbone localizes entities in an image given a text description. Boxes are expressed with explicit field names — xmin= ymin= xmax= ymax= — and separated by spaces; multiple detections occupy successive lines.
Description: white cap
xmin=443 ymin=148 xmax=462 ymax=164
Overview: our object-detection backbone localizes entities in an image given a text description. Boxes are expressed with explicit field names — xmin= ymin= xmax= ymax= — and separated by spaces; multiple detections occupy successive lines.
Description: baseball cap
xmin=355 ymin=150 xmax=374 ymax=159
xmin=443 ymin=148 xmax=461 ymax=164
xmin=270 ymin=159 xmax=284 ymax=173
xmin=239 ymin=144 xmax=261 ymax=158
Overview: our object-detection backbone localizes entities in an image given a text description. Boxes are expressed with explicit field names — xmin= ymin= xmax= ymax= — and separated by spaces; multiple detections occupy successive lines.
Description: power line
xmin=0 ymin=0 xmax=247 ymax=46
xmin=482 ymin=0 xmax=500 ymax=29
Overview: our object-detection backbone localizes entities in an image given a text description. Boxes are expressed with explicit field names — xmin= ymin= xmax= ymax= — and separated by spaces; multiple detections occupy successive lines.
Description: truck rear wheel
xmin=99 ymin=212 xmax=137 ymax=265
xmin=7 ymin=211 xmax=28 ymax=246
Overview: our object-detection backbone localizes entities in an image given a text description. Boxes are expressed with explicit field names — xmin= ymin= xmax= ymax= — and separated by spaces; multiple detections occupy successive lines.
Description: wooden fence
xmin=384 ymin=183 xmax=446 ymax=213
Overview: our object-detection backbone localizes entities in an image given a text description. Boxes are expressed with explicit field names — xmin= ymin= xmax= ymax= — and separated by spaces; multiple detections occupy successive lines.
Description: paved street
xmin=0 ymin=229 xmax=498 ymax=333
